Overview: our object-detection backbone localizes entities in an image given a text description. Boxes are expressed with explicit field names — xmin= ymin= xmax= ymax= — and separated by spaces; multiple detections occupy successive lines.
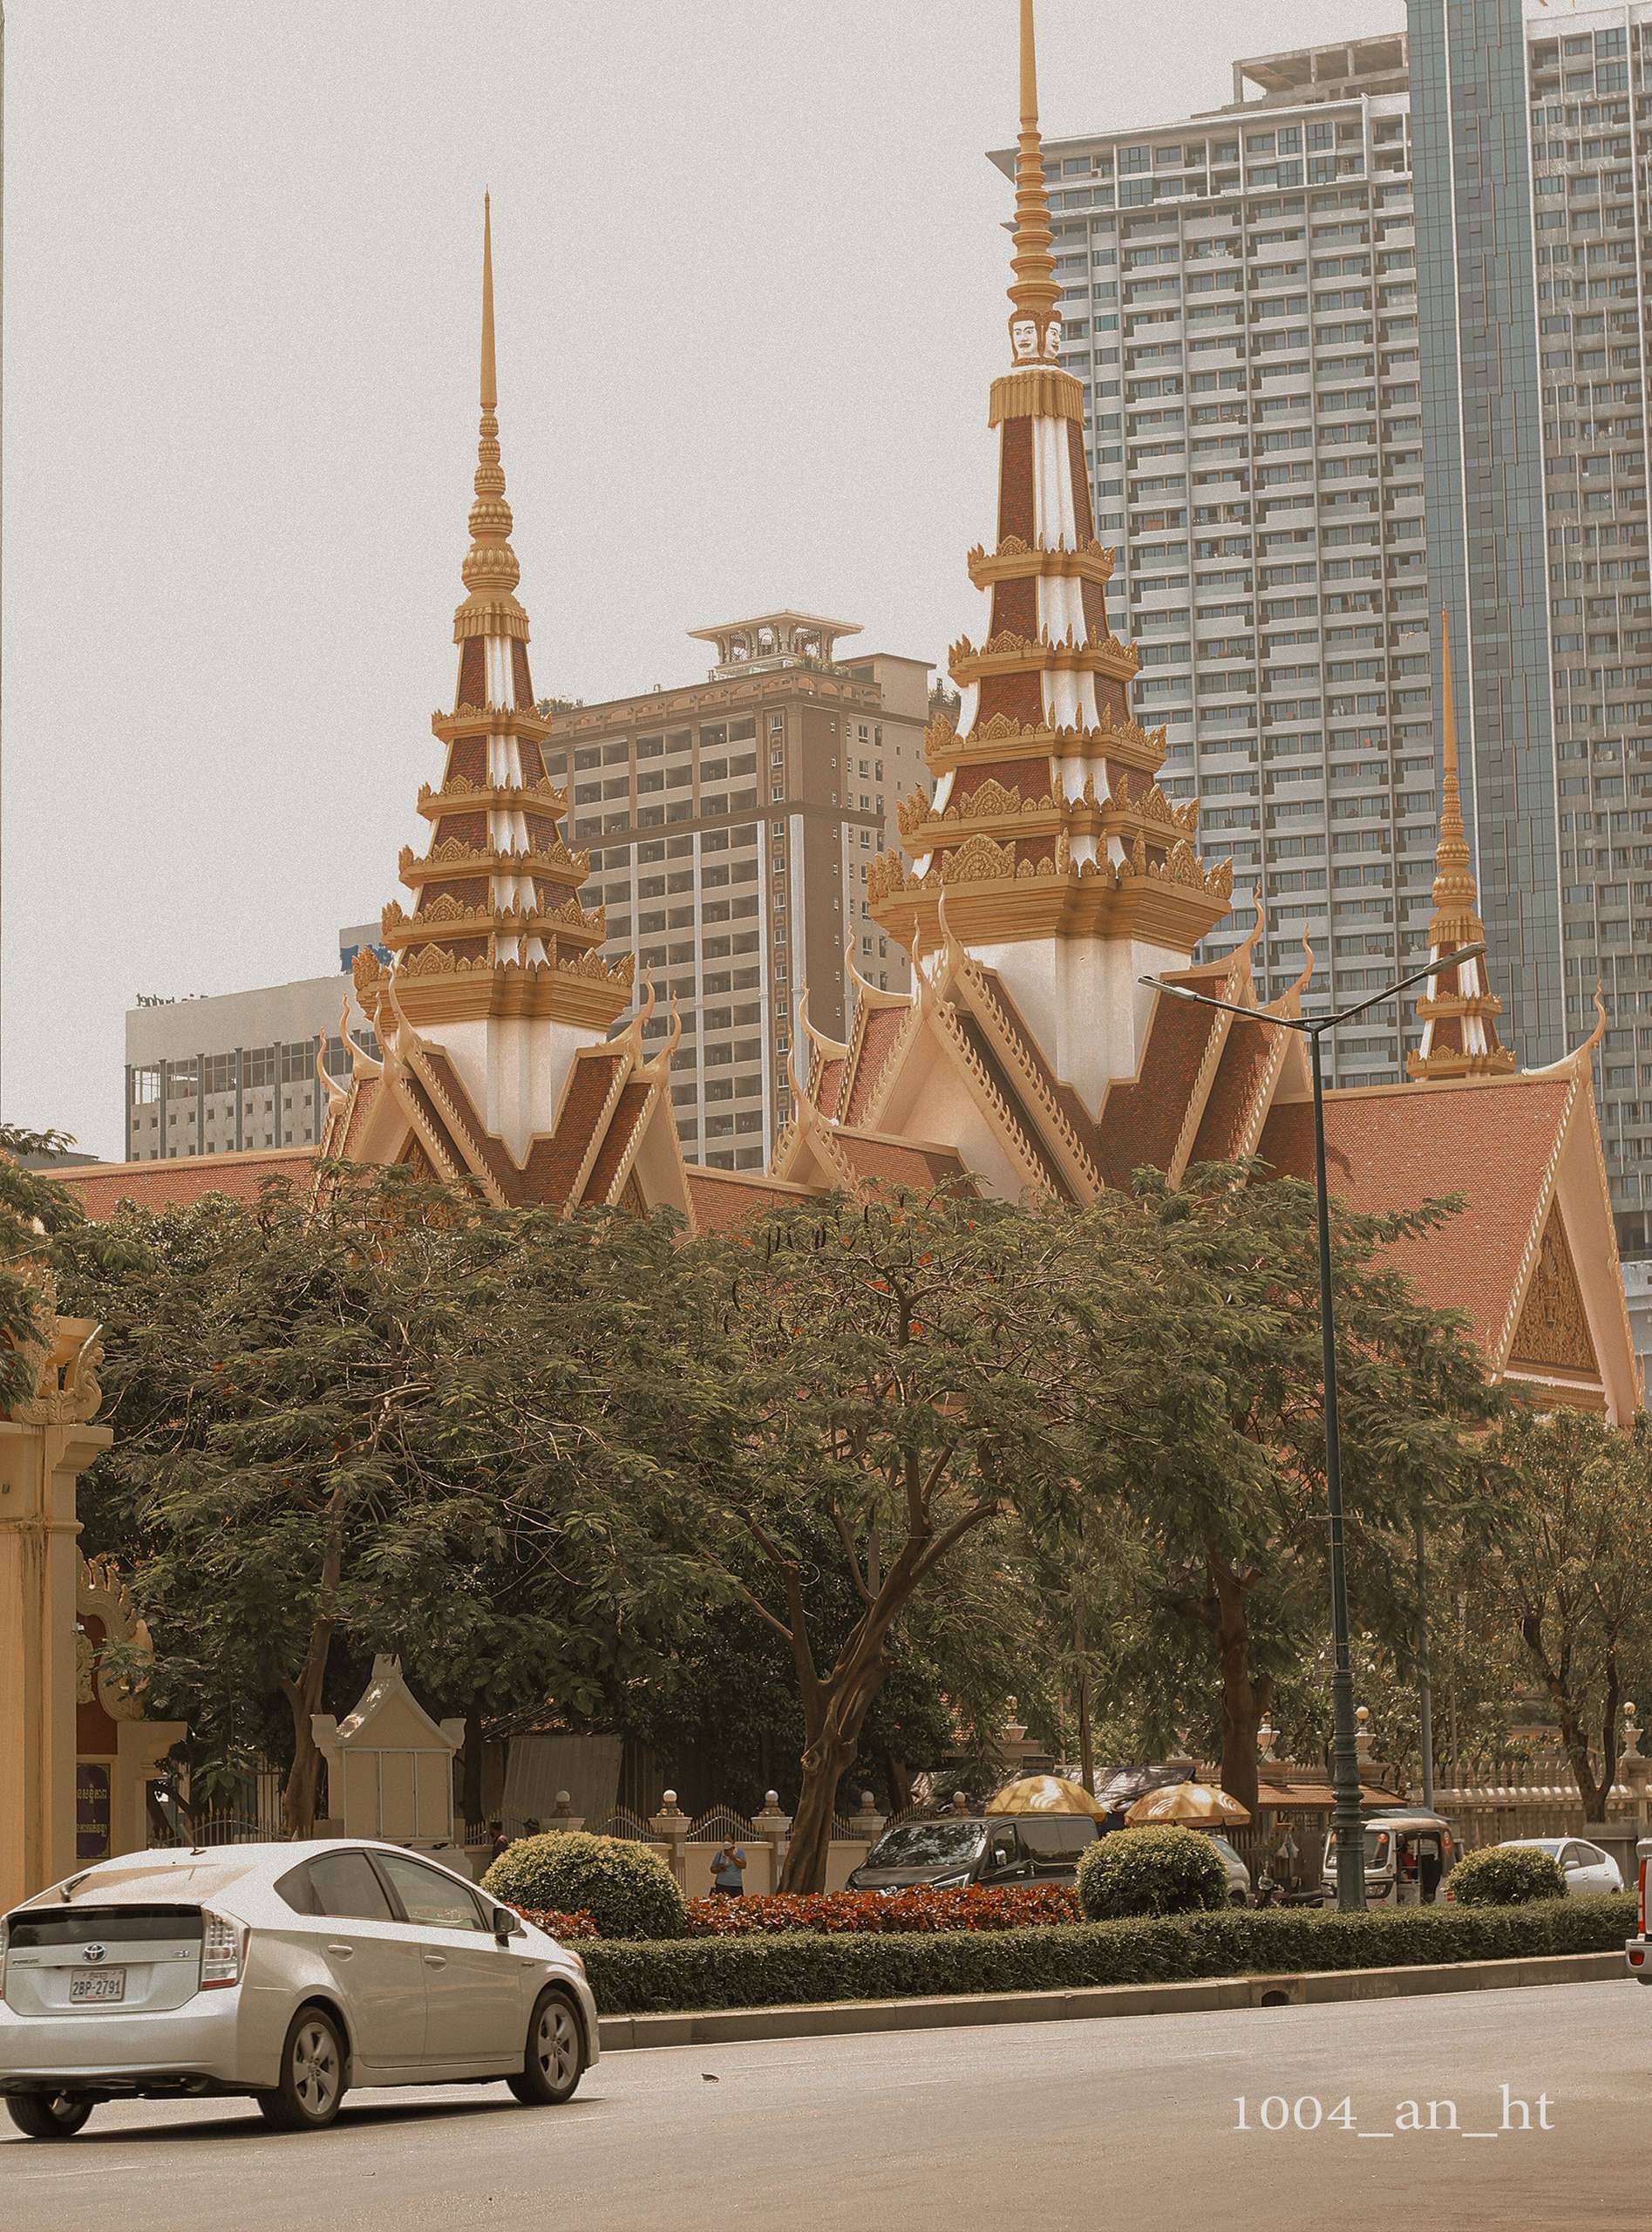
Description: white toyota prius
xmin=0 ymin=1839 xmax=598 ymax=2139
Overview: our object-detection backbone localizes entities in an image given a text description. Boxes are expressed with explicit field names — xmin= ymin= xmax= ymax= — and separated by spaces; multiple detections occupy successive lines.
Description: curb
xmin=596 ymin=1949 xmax=1628 ymax=2051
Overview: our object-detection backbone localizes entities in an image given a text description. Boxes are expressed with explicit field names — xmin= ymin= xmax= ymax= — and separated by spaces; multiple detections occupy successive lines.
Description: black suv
xmin=845 ymin=1812 xmax=1101 ymax=1892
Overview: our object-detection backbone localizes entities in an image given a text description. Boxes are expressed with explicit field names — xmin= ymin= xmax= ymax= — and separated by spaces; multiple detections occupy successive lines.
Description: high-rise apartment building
xmin=548 ymin=614 xmax=932 ymax=1172
xmin=1409 ymin=0 xmax=1652 ymax=1245
xmin=994 ymin=31 xmax=1435 ymax=1090
xmin=126 ymin=924 xmax=382 ymax=1161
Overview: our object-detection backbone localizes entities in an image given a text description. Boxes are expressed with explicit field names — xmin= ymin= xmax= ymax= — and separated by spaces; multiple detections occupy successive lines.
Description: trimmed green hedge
xmin=1447 ymin=1844 xmax=1567 ymax=1906
xmin=583 ymin=1894 xmax=1635 ymax=2015
xmin=1077 ymin=1826 xmax=1229 ymax=1919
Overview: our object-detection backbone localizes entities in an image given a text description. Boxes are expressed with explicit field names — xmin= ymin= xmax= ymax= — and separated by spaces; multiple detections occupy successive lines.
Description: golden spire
xmin=457 ymin=191 xmax=524 ymax=642
xmin=1008 ymin=0 xmax=1062 ymax=367
xmin=1408 ymin=609 xmax=1515 ymax=1080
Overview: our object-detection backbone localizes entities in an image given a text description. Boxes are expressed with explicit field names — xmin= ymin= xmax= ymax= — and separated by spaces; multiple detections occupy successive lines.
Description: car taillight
xmin=1640 ymin=1858 xmax=1647 ymax=1937
xmin=0 ymin=1916 xmax=8 ymax=2002
xmin=199 ymin=1909 xmax=247 ymax=1990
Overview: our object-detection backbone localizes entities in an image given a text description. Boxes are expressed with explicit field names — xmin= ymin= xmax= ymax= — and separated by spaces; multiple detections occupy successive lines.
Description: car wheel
xmin=256 ymin=2005 xmax=348 ymax=2132
xmin=6 ymin=2092 xmax=95 ymax=2141
xmin=507 ymin=1988 xmax=585 ymax=2106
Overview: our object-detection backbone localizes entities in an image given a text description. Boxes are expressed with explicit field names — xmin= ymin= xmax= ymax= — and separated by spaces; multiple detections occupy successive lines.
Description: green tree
xmin=0 ymin=1122 xmax=88 ymax=1410
xmin=1055 ymin=1166 xmax=1504 ymax=1813
xmin=1475 ymin=1409 xmax=1652 ymax=1817
xmin=663 ymin=1191 xmax=1080 ymax=1893
xmin=57 ymin=1168 xmax=713 ymax=1834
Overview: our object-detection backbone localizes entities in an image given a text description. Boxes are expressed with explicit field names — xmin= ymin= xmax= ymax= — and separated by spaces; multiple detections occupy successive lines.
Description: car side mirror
xmin=493 ymin=1905 xmax=524 ymax=1941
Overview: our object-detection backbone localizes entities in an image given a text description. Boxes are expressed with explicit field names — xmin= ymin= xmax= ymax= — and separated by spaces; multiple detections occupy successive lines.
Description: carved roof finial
xmin=1008 ymin=0 xmax=1061 ymax=367
xmin=457 ymin=192 xmax=524 ymax=637
xmin=1408 ymin=609 xmax=1515 ymax=1082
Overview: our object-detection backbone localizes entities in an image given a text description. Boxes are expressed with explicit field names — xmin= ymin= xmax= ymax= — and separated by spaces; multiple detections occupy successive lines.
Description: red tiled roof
xmin=840 ymin=1006 xmax=908 ymax=1126
xmin=1256 ymin=1074 xmax=1573 ymax=1350
xmin=1189 ymin=1015 xmax=1283 ymax=1166
xmin=581 ymin=1081 xmax=653 ymax=1205
xmin=684 ymin=1167 xmax=815 ymax=1232
xmin=417 ymin=1045 xmax=626 ymax=1208
xmin=813 ymin=1057 xmax=846 ymax=1122
xmin=829 ymin=1133 xmax=971 ymax=1193
xmin=52 ymin=1147 xmax=316 ymax=1219
xmin=1094 ymin=986 xmax=1222 ymax=1189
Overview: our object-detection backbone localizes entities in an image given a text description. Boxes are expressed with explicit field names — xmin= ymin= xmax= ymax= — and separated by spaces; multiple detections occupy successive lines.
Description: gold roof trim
xmin=989 ymin=367 xmax=1084 ymax=425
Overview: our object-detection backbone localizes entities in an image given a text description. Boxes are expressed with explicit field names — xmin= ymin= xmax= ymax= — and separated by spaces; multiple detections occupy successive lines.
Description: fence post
xmin=753 ymin=1790 xmax=792 ymax=1888
xmin=849 ymin=1790 xmax=885 ymax=1845
xmin=650 ymin=1789 xmax=690 ymax=1888
xmin=550 ymin=1789 xmax=585 ymax=1835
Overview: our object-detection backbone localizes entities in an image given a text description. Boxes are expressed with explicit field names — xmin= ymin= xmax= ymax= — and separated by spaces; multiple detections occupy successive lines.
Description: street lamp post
xmin=1142 ymin=941 xmax=1484 ymax=1913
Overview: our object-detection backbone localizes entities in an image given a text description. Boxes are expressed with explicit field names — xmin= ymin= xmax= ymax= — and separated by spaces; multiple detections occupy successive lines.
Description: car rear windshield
xmin=7 ymin=1905 xmax=204 ymax=1948
xmin=866 ymin=1822 xmax=986 ymax=1868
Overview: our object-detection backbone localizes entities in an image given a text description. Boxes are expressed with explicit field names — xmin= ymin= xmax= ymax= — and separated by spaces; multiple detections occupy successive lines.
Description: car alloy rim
xmin=536 ymin=2003 xmax=578 ymax=2088
xmin=292 ymin=2020 xmax=339 ymax=2116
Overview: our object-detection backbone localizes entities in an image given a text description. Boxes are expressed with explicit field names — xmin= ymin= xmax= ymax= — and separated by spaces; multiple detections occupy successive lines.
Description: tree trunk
xmin=780 ymin=1657 xmax=890 ymax=1892
xmin=279 ymin=1490 xmax=349 ymax=1839
xmin=1210 ymin=1553 xmax=1260 ymax=1814
xmin=279 ymin=1613 xmax=334 ymax=1838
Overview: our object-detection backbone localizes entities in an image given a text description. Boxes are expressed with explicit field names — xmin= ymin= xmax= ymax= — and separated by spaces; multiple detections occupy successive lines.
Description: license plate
xmin=69 ymin=1970 xmax=126 ymax=2004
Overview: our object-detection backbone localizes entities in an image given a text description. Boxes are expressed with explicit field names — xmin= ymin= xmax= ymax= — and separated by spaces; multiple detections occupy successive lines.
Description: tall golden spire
xmin=1008 ymin=0 xmax=1062 ymax=366
xmin=1408 ymin=609 xmax=1515 ymax=1080
xmin=457 ymin=191 xmax=524 ymax=643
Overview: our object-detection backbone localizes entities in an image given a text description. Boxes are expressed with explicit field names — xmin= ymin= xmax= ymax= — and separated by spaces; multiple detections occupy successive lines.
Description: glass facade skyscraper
xmin=1411 ymin=0 xmax=1652 ymax=1244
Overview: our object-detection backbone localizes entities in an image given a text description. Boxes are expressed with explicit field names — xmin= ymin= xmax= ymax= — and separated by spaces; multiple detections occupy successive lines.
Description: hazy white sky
xmin=3 ymin=0 xmax=1404 ymax=1159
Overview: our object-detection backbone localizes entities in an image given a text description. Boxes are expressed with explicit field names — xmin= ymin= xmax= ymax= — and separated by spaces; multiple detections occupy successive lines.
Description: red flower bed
xmin=683 ymin=1884 xmax=1080 ymax=1937
xmin=513 ymin=1907 xmax=601 ymax=1942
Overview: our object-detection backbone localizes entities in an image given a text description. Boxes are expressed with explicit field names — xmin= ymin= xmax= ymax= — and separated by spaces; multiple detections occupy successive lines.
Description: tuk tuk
xmin=1321 ymin=1807 xmax=1454 ymax=1905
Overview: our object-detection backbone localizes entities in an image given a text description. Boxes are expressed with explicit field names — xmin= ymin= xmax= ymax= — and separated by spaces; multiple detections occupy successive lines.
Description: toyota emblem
xmin=81 ymin=1944 xmax=106 ymax=1963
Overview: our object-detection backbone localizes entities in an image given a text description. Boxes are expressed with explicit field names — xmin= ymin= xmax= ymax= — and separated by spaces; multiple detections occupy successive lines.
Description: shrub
xmin=481 ymin=1832 xmax=685 ymax=1941
xmin=1446 ymin=1844 xmax=1568 ymax=1907
xmin=583 ymin=1894 xmax=1635 ymax=2015
xmin=683 ymin=1885 xmax=1079 ymax=1937
xmin=1076 ymin=1826 xmax=1230 ymax=1920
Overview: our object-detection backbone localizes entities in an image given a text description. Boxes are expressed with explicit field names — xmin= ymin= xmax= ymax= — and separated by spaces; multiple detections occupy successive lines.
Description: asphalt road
xmin=4 ymin=1980 xmax=1647 ymax=2231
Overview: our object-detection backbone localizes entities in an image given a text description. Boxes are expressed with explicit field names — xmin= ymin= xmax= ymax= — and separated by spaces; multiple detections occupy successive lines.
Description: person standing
xmin=710 ymin=1834 xmax=747 ymax=1896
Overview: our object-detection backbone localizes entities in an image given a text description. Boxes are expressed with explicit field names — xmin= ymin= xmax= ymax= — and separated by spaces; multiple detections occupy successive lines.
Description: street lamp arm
xmin=1138 ymin=976 xmax=1309 ymax=1031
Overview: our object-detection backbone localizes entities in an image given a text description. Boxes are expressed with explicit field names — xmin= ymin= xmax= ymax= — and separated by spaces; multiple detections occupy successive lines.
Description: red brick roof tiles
xmin=53 ymin=1147 xmax=317 ymax=1219
xmin=1094 ymin=989 xmax=1221 ymax=1190
xmin=1256 ymin=1075 xmax=1574 ymax=1351
xmin=684 ymin=1167 xmax=816 ymax=1233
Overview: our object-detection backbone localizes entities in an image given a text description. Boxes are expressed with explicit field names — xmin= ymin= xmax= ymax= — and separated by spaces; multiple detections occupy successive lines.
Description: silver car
xmin=0 ymin=1839 xmax=598 ymax=2139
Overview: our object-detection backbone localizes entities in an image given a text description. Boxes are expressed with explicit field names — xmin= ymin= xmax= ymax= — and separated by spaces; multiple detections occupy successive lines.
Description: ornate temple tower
xmin=353 ymin=198 xmax=633 ymax=1162
xmin=320 ymin=202 xmax=684 ymax=1216
xmin=868 ymin=0 xmax=1232 ymax=1106
xmin=1407 ymin=612 xmax=1516 ymax=1082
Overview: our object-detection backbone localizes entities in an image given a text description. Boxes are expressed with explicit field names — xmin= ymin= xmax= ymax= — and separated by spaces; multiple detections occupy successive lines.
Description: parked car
xmin=0 ymin=1839 xmax=598 ymax=2140
xmin=1321 ymin=1809 xmax=1455 ymax=1905
xmin=1206 ymin=1833 xmax=1252 ymax=1907
xmin=845 ymin=1811 xmax=1100 ymax=1892
xmin=1497 ymin=1835 xmax=1623 ymax=1895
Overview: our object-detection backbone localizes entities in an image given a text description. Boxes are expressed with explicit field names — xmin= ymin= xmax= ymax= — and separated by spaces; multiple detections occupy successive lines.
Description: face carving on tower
xmin=1011 ymin=317 xmax=1040 ymax=363
xmin=1044 ymin=316 xmax=1064 ymax=358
